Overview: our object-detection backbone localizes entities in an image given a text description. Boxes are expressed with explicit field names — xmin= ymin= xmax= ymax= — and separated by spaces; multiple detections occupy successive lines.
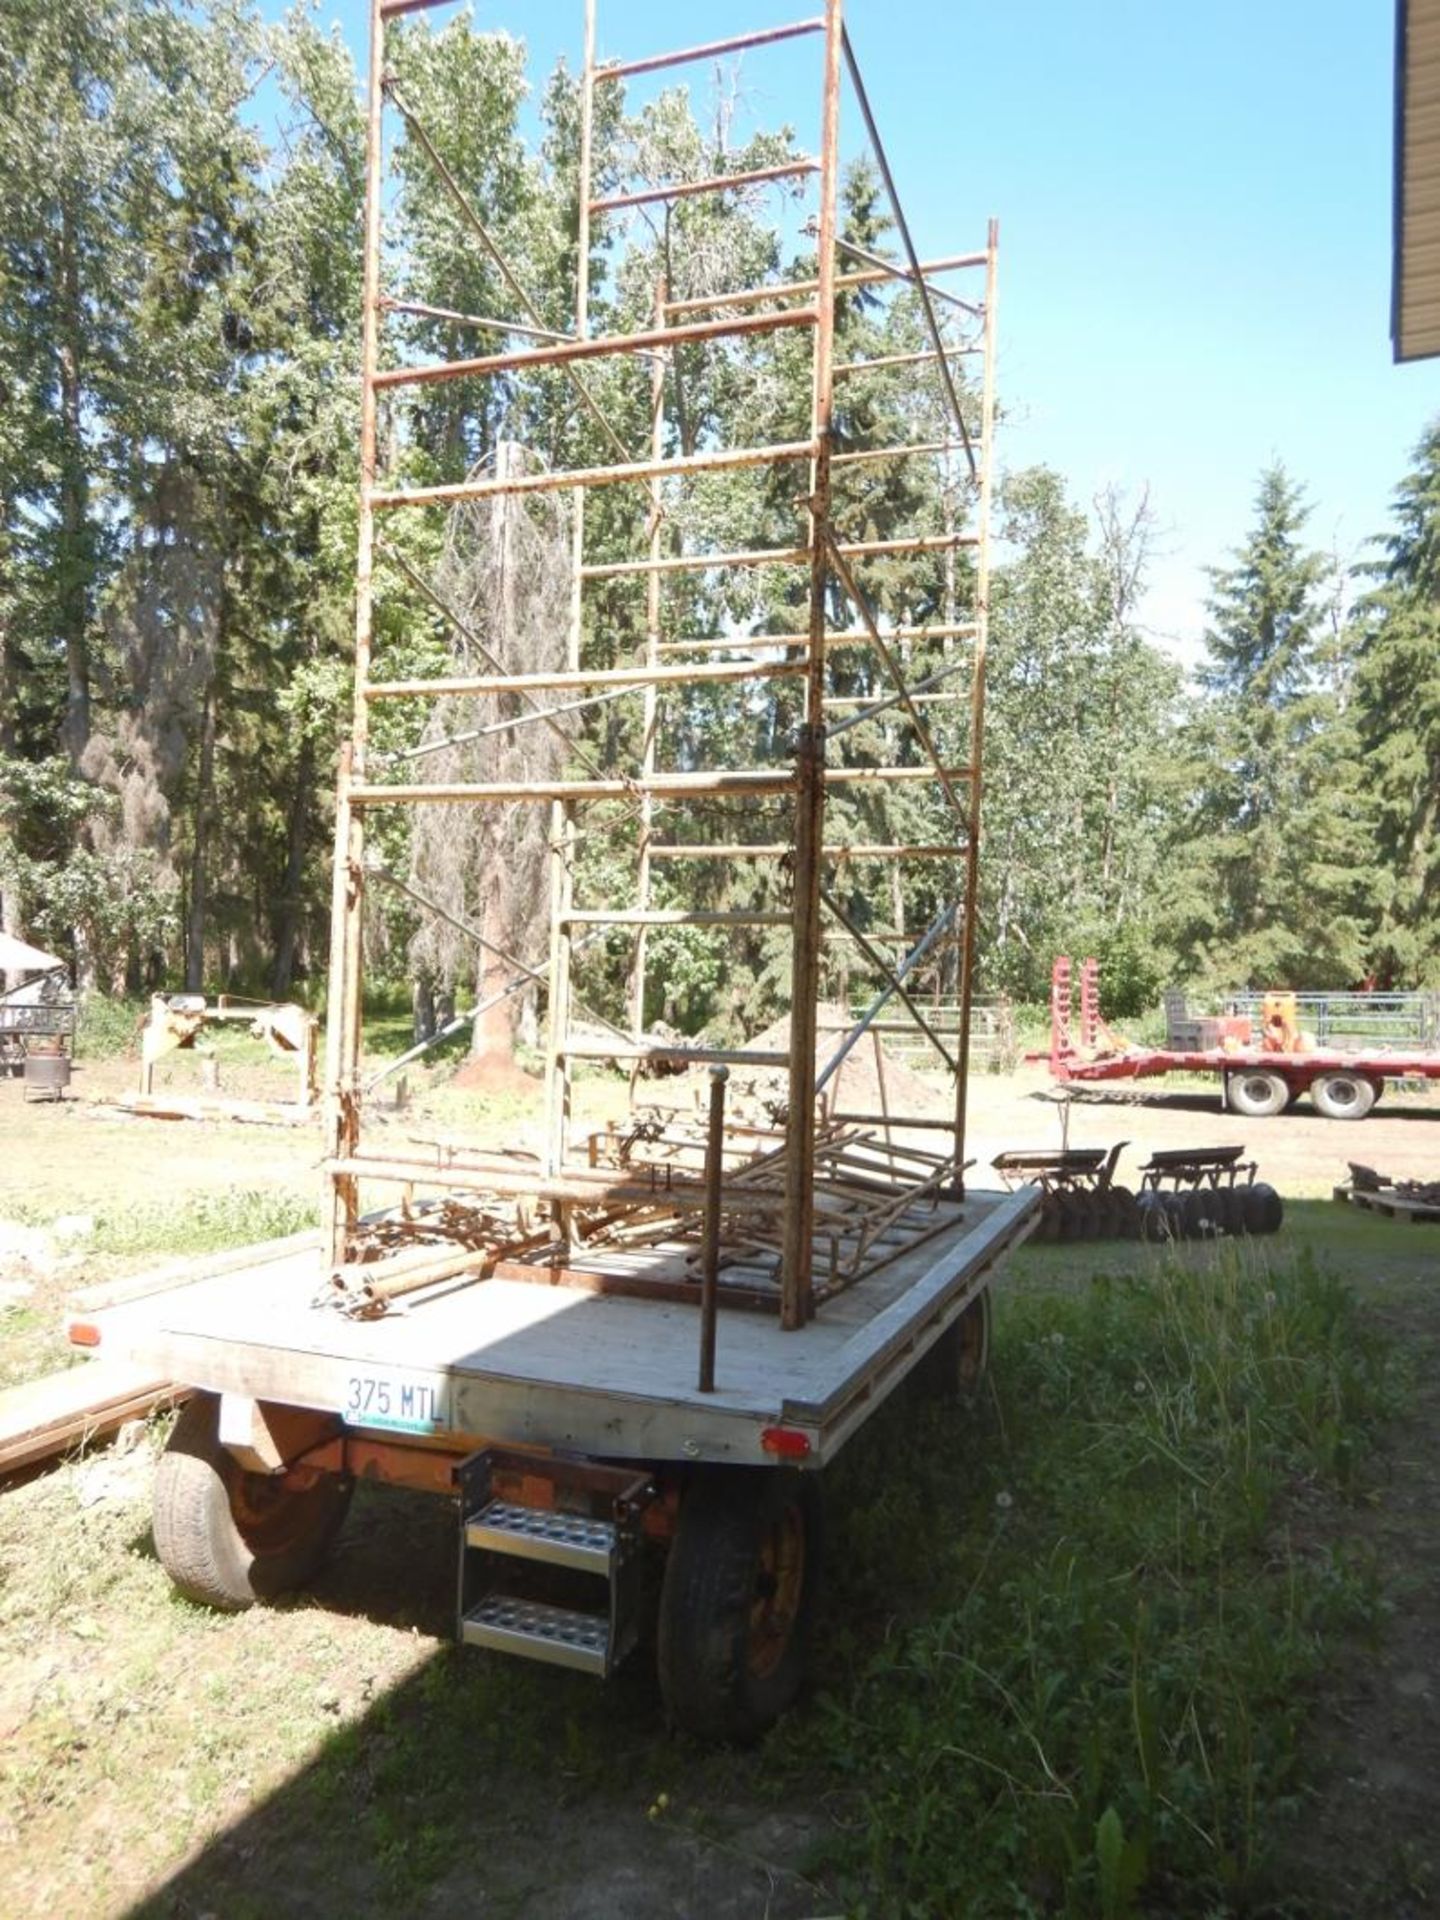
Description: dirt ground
xmin=0 ymin=1053 xmax=1438 ymax=1916
xmin=5 ymin=1049 xmax=1435 ymax=1223
xmin=963 ymin=1061 xmax=1440 ymax=1196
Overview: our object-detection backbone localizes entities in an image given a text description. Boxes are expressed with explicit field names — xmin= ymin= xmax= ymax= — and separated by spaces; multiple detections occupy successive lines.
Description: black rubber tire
xmin=1035 ymin=1192 xmax=1063 ymax=1243
xmin=1238 ymin=1181 xmax=1284 ymax=1235
xmin=153 ymin=1393 xmax=354 ymax=1610
xmin=1136 ymin=1190 xmax=1168 ymax=1242
xmin=1311 ymin=1072 xmax=1379 ymax=1121
xmin=1226 ymin=1070 xmax=1290 ymax=1119
xmin=657 ymin=1468 xmax=822 ymax=1743
xmin=1076 ymin=1191 xmax=1104 ymax=1241
xmin=1109 ymin=1186 xmax=1142 ymax=1240
xmin=1138 ymin=1190 xmax=1185 ymax=1242
xmin=912 ymin=1289 xmax=992 ymax=1402
xmin=1176 ymin=1189 xmax=1205 ymax=1239
xmin=1056 ymin=1191 xmax=1096 ymax=1242
xmin=1208 ymin=1186 xmax=1243 ymax=1236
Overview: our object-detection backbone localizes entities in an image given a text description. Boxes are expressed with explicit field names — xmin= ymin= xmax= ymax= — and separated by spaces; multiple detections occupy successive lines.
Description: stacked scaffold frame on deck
xmin=324 ymin=0 xmax=1000 ymax=1332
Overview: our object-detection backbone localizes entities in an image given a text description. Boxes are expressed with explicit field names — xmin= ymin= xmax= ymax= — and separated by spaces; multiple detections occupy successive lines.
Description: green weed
xmin=776 ymin=1245 xmax=1400 ymax=1918
xmin=87 ymin=1188 xmax=319 ymax=1258
xmin=74 ymin=992 xmax=147 ymax=1059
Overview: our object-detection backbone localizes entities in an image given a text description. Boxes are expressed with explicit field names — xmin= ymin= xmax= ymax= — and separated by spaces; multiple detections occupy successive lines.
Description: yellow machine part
xmin=1260 ymin=991 xmax=1301 ymax=1055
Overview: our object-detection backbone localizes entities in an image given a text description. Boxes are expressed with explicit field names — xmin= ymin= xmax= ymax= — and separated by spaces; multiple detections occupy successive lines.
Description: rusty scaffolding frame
xmin=323 ymin=0 xmax=1000 ymax=1333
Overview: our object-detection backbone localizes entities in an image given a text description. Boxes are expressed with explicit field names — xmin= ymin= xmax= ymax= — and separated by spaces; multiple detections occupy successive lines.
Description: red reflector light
xmin=67 ymin=1320 xmax=101 ymax=1349
xmin=761 ymin=1425 xmax=812 ymax=1459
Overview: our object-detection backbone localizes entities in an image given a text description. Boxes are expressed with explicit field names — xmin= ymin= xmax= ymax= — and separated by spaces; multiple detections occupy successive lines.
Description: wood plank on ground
xmin=0 ymin=1361 xmax=184 ymax=1477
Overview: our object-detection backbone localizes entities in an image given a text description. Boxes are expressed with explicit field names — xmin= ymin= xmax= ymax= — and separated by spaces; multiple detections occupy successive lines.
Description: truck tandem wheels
xmin=1225 ymin=1067 xmax=1382 ymax=1120
xmin=1309 ymin=1070 xmax=1380 ymax=1120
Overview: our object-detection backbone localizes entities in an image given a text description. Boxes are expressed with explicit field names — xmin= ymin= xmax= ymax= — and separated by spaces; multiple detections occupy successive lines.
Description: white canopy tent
xmin=0 ymin=933 xmax=66 ymax=976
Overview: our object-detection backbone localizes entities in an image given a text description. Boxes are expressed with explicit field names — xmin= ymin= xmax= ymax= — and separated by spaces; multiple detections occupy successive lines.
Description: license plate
xmin=341 ymin=1368 xmax=451 ymax=1434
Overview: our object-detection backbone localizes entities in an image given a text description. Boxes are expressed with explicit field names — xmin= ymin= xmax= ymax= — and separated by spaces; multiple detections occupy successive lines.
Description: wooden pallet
xmin=1333 ymin=1183 xmax=1440 ymax=1225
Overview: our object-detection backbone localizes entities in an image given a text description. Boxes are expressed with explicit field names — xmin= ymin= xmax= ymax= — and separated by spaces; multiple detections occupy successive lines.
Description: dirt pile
xmin=651 ymin=1001 xmax=950 ymax=1126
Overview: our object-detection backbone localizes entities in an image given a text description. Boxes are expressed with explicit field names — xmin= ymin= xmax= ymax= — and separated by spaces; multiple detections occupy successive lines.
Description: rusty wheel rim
xmin=746 ymin=1502 xmax=805 ymax=1682
xmin=227 ymin=1461 xmax=330 ymax=1559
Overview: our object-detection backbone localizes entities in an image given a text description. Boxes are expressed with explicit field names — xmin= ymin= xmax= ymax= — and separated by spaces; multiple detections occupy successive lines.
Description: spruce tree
xmin=1171 ymin=464 xmax=1383 ymax=988
xmin=1350 ymin=420 xmax=1440 ymax=984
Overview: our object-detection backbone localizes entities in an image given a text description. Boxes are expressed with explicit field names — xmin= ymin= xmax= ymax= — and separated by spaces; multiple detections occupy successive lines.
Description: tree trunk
xmin=270 ymin=733 xmax=315 ymax=998
xmin=58 ymin=196 xmax=91 ymax=768
xmin=471 ymin=889 xmax=516 ymax=1061
xmin=0 ymin=513 xmax=18 ymax=997
xmin=0 ymin=506 xmax=16 ymax=760
xmin=185 ymin=679 xmax=217 ymax=991
xmin=412 ymin=976 xmax=435 ymax=1044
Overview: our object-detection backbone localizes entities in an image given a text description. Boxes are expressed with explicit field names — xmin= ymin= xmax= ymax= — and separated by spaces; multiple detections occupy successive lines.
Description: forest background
xmin=2 ymin=0 xmax=1437 ymax=1048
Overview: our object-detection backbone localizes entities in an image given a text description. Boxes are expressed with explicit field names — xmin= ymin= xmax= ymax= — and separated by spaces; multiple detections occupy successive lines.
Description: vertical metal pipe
xmin=324 ymin=0 xmax=387 ymax=1268
xmin=544 ymin=0 xmax=598 ymax=1185
xmin=629 ymin=276 xmax=666 ymax=1038
xmin=697 ymin=1065 xmax=729 ymax=1391
xmin=953 ymin=220 xmax=999 ymax=1193
xmin=779 ymin=0 xmax=842 ymax=1330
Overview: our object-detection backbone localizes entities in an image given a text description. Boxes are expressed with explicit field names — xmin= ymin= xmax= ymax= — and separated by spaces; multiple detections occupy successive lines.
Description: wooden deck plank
xmin=81 ymin=1188 xmax=1037 ymax=1465
xmin=0 ymin=1361 xmax=184 ymax=1475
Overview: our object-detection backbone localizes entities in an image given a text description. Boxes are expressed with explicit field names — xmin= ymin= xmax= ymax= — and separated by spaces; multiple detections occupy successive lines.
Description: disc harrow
xmin=992 ymin=1142 xmax=1284 ymax=1244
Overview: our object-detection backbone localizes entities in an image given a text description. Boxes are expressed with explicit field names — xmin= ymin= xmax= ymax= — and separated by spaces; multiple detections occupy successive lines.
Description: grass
xmin=1011 ymin=1196 xmax=1437 ymax=1300
xmin=0 ymin=1206 xmax=1410 ymax=1914
xmin=771 ymin=1239 xmax=1402 ymax=1917
xmin=80 ymin=1189 xmax=320 ymax=1260
xmin=0 ymin=1191 xmax=321 ymax=1393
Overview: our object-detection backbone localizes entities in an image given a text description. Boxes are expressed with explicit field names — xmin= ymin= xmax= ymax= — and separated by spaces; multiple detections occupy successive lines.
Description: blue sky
xmin=275 ymin=0 xmax=1440 ymax=662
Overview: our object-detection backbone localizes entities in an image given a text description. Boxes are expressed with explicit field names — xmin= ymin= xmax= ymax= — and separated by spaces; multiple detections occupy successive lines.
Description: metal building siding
xmin=1395 ymin=0 xmax=1440 ymax=360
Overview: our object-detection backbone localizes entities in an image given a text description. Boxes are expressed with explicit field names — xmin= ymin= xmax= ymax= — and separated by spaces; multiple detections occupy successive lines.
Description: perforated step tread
xmin=461 ymin=1594 xmax=610 ymax=1675
xmin=465 ymin=1499 xmax=617 ymax=1573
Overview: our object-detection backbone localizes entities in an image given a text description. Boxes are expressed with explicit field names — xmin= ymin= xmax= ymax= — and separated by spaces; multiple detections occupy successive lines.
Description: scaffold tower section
xmin=323 ymin=0 xmax=1000 ymax=1334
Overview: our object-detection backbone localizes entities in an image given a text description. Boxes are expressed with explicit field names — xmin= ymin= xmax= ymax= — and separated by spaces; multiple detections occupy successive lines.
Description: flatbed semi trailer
xmin=1045 ymin=958 xmax=1440 ymax=1119
xmin=1055 ymin=1040 xmax=1440 ymax=1118
xmin=69 ymin=1187 xmax=1036 ymax=1738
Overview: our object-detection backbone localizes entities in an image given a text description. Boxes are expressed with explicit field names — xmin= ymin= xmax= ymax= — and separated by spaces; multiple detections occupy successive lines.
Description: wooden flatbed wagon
xmin=70 ymin=1185 xmax=1033 ymax=1733
xmin=80 ymin=0 xmax=1023 ymax=1741
xmin=75 ymin=1193 xmax=1033 ymax=1475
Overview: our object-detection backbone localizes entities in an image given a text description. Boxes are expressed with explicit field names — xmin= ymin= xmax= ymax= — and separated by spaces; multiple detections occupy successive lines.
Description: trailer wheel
xmin=658 ymin=1468 xmax=821 ymax=1743
xmin=1226 ymin=1070 xmax=1289 ymax=1118
xmin=912 ymin=1289 xmax=992 ymax=1402
xmin=153 ymin=1393 xmax=353 ymax=1610
xmin=1311 ymin=1072 xmax=1379 ymax=1121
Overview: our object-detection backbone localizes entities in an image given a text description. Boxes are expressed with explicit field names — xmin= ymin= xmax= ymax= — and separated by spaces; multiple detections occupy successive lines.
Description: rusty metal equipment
xmin=22 ymin=1039 xmax=71 ymax=1103
xmin=991 ymin=1139 xmax=1287 ymax=1244
xmin=138 ymin=994 xmax=319 ymax=1110
xmin=84 ymin=16 xmax=1027 ymax=1729
xmin=991 ymin=1143 xmax=1137 ymax=1243
xmin=1337 ymin=1162 xmax=1440 ymax=1224
xmin=320 ymin=0 xmax=1002 ymax=1334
